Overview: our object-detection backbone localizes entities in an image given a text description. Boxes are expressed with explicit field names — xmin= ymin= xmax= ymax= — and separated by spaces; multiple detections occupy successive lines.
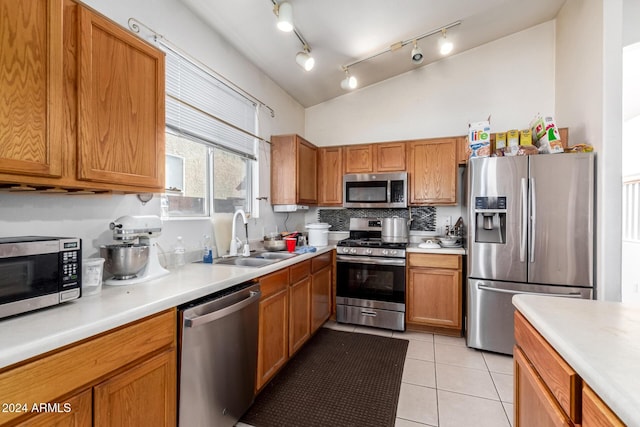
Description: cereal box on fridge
xmin=468 ymin=121 xmax=491 ymax=158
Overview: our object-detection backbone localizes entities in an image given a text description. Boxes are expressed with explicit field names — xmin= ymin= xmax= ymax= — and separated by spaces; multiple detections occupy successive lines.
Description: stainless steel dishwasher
xmin=178 ymin=282 xmax=261 ymax=427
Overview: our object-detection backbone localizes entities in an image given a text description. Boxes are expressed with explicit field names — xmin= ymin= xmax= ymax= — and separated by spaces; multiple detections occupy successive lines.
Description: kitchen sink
xmin=215 ymin=257 xmax=276 ymax=268
xmin=252 ymin=251 xmax=297 ymax=260
xmin=211 ymin=251 xmax=298 ymax=268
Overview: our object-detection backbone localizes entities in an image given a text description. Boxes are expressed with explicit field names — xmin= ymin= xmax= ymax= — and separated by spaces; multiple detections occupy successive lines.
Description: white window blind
xmin=623 ymin=176 xmax=640 ymax=242
xmin=163 ymin=44 xmax=257 ymax=160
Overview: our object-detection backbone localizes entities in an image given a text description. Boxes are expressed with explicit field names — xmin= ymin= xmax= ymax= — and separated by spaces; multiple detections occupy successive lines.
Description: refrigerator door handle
xmin=520 ymin=178 xmax=527 ymax=263
xmin=477 ymin=285 xmax=583 ymax=298
xmin=530 ymin=177 xmax=537 ymax=263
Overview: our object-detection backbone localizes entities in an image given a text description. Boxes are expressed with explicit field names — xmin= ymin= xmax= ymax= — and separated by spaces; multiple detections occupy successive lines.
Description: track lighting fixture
xmin=340 ymin=68 xmax=358 ymax=90
xmin=438 ymin=29 xmax=453 ymax=55
xmin=339 ymin=20 xmax=461 ymax=88
xmin=411 ymin=40 xmax=424 ymax=64
xmin=276 ymin=2 xmax=293 ymax=32
xmin=296 ymin=48 xmax=315 ymax=71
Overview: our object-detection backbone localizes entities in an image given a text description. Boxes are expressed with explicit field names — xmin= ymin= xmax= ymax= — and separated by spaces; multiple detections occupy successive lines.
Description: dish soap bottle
xmin=202 ymin=235 xmax=213 ymax=263
xmin=174 ymin=236 xmax=186 ymax=268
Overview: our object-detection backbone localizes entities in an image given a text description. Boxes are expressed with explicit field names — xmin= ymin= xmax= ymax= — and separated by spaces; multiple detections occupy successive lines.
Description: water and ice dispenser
xmin=474 ymin=196 xmax=507 ymax=243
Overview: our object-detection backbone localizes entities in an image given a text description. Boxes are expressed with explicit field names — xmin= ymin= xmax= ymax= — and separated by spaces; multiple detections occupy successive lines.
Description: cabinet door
xmin=318 ymin=146 xmax=343 ymax=206
xmin=407 ymin=268 xmax=461 ymax=329
xmin=456 ymin=136 xmax=468 ymax=165
xmin=311 ymin=265 xmax=332 ymax=333
xmin=514 ymin=347 xmax=573 ymax=427
xmin=408 ymin=138 xmax=457 ymax=205
xmin=77 ymin=7 xmax=165 ymax=189
xmin=257 ymin=288 xmax=289 ymax=390
xmin=289 ymin=277 xmax=311 ymax=355
xmin=375 ymin=142 xmax=406 ymax=172
xmin=0 ymin=0 xmax=64 ymax=178
xmin=94 ymin=349 xmax=177 ymax=427
xmin=16 ymin=389 xmax=92 ymax=427
xmin=297 ymin=137 xmax=318 ymax=204
xmin=344 ymin=145 xmax=373 ymax=173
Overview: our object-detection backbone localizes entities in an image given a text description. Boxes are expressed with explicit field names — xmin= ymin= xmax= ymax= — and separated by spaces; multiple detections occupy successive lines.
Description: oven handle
xmin=336 ymin=255 xmax=406 ymax=266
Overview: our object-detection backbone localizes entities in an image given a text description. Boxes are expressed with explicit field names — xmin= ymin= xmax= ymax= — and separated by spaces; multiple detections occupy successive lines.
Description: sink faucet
xmin=229 ymin=208 xmax=250 ymax=257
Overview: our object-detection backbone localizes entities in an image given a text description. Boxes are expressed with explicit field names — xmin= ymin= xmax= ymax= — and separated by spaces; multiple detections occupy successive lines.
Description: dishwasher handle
xmin=184 ymin=290 xmax=261 ymax=328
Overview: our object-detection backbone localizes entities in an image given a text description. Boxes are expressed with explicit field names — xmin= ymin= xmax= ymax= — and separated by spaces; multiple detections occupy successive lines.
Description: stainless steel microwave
xmin=343 ymin=172 xmax=408 ymax=208
xmin=0 ymin=236 xmax=82 ymax=320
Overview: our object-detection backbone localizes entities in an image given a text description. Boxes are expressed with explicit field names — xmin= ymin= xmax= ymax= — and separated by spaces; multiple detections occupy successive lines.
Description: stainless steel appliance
xmin=100 ymin=215 xmax=169 ymax=285
xmin=0 ymin=236 xmax=81 ymax=319
xmin=336 ymin=218 xmax=407 ymax=331
xmin=343 ymin=172 xmax=408 ymax=208
xmin=178 ymin=282 xmax=261 ymax=427
xmin=466 ymin=153 xmax=595 ymax=355
xmin=381 ymin=216 xmax=410 ymax=243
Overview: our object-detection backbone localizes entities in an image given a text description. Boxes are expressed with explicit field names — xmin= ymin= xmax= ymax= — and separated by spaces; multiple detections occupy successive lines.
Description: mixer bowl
xmin=100 ymin=244 xmax=149 ymax=279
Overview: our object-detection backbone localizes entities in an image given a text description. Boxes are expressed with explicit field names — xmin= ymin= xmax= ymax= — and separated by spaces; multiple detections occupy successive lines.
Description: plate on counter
xmin=418 ymin=242 xmax=441 ymax=249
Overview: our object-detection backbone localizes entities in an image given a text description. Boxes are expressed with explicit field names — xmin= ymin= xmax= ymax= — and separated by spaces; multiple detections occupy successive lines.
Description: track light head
xmin=438 ymin=29 xmax=453 ymax=55
xmin=276 ymin=2 xmax=293 ymax=32
xmin=411 ymin=40 xmax=423 ymax=64
xmin=296 ymin=49 xmax=315 ymax=71
xmin=340 ymin=69 xmax=357 ymax=90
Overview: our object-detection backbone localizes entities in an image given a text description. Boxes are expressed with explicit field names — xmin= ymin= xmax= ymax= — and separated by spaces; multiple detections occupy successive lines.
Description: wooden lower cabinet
xmin=311 ymin=265 xmax=332 ymax=333
xmin=0 ymin=310 xmax=177 ymax=427
xmin=515 ymin=310 xmax=624 ymax=427
xmin=256 ymin=279 xmax=289 ymax=391
xmin=256 ymin=251 xmax=334 ymax=391
xmin=514 ymin=347 xmax=572 ymax=427
xmin=94 ymin=349 xmax=176 ymax=427
xmin=16 ymin=389 xmax=92 ymax=427
xmin=406 ymin=253 xmax=462 ymax=335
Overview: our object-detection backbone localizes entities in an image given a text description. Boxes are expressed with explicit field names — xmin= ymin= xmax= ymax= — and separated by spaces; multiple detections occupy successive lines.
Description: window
xmin=161 ymin=43 xmax=258 ymax=218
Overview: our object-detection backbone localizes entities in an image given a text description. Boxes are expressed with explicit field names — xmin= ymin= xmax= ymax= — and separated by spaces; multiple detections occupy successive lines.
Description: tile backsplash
xmin=318 ymin=207 xmax=436 ymax=231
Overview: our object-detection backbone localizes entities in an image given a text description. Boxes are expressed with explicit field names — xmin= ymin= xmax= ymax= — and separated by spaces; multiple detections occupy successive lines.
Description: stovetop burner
xmin=337 ymin=238 xmax=408 ymax=249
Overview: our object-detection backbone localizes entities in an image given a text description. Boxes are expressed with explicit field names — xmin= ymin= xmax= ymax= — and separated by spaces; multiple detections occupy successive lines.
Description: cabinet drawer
xmin=515 ymin=311 xmax=581 ymax=423
xmin=311 ymin=252 xmax=332 ymax=273
xmin=290 ymin=260 xmax=310 ymax=284
xmin=408 ymin=253 xmax=461 ymax=269
xmin=582 ymin=384 xmax=624 ymax=427
xmin=259 ymin=268 xmax=289 ymax=298
xmin=0 ymin=309 xmax=176 ymax=425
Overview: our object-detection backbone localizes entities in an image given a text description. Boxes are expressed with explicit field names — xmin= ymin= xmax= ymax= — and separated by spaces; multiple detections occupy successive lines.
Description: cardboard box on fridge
xmin=468 ymin=121 xmax=491 ymax=158
xmin=530 ymin=114 xmax=560 ymax=142
xmin=537 ymin=129 xmax=564 ymax=154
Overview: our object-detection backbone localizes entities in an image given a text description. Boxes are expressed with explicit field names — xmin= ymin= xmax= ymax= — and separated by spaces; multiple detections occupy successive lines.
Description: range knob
xmin=350 ymin=248 xmax=358 ymax=255
xmin=365 ymin=249 xmax=373 ymax=255
xmin=390 ymin=250 xmax=397 ymax=256
xmin=382 ymin=249 xmax=389 ymax=256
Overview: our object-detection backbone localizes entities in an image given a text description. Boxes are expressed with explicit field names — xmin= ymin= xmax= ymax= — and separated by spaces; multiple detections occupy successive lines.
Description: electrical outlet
xmin=443 ymin=216 xmax=451 ymax=227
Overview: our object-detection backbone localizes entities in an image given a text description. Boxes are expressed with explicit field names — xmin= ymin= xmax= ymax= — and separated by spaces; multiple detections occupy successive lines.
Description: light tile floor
xmin=238 ymin=321 xmax=514 ymax=427
xmin=323 ymin=320 xmax=514 ymax=427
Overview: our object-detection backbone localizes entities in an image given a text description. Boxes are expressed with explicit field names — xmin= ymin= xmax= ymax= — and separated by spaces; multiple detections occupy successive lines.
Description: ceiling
xmin=180 ymin=0 xmax=566 ymax=108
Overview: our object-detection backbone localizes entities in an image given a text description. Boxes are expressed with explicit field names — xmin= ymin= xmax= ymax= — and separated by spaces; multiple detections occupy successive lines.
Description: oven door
xmin=0 ymin=254 xmax=60 ymax=319
xmin=336 ymin=255 xmax=405 ymax=304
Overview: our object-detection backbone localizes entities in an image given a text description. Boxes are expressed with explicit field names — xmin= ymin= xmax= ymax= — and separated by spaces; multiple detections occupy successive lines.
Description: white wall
xmin=0 ymin=0 xmax=307 ymax=261
xmin=305 ymin=21 xmax=556 ymax=146
xmin=555 ymin=0 xmax=624 ymax=301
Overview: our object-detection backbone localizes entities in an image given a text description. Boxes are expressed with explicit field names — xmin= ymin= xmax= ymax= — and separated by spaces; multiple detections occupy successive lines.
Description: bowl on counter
xmin=100 ymin=244 xmax=149 ymax=279
xmin=419 ymin=238 xmax=441 ymax=249
xmin=438 ymin=236 xmax=461 ymax=247
xmin=262 ymin=238 xmax=286 ymax=251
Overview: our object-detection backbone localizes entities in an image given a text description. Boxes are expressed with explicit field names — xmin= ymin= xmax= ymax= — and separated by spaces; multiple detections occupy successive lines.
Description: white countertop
xmin=513 ymin=295 xmax=640 ymax=426
xmin=0 ymin=247 xmax=334 ymax=370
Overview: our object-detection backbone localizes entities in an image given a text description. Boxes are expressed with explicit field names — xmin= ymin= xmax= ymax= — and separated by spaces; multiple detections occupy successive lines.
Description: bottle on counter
xmin=174 ymin=236 xmax=186 ymax=268
xmin=202 ymin=235 xmax=213 ymax=263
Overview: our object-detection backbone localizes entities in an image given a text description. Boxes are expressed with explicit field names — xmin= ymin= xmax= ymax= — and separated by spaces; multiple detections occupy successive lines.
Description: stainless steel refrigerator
xmin=466 ymin=153 xmax=594 ymax=355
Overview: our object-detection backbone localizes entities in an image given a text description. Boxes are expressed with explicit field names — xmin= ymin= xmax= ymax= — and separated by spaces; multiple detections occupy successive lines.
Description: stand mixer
xmin=101 ymin=215 xmax=170 ymax=286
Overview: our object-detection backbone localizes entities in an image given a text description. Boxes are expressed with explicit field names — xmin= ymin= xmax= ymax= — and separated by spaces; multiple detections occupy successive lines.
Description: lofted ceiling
xmin=180 ymin=0 xmax=566 ymax=107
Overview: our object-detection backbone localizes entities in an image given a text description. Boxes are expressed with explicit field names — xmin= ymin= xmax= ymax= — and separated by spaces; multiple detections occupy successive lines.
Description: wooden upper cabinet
xmin=375 ymin=142 xmax=406 ymax=172
xmin=271 ymin=134 xmax=318 ymax=205
xmin=456 ymin=136 xmax=468 ymax=165
xmin=77 ymin=7 xmax=165 ymax=189
xmin=318 ymin=146 xmax=343 ymax=206
xmin=344 ymin=144 xmax=373 ymax=173
xmin=0 ymin=0 xmax=64 ymax=178
xmin=408 ymin=138 xmax=457 ymax=205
